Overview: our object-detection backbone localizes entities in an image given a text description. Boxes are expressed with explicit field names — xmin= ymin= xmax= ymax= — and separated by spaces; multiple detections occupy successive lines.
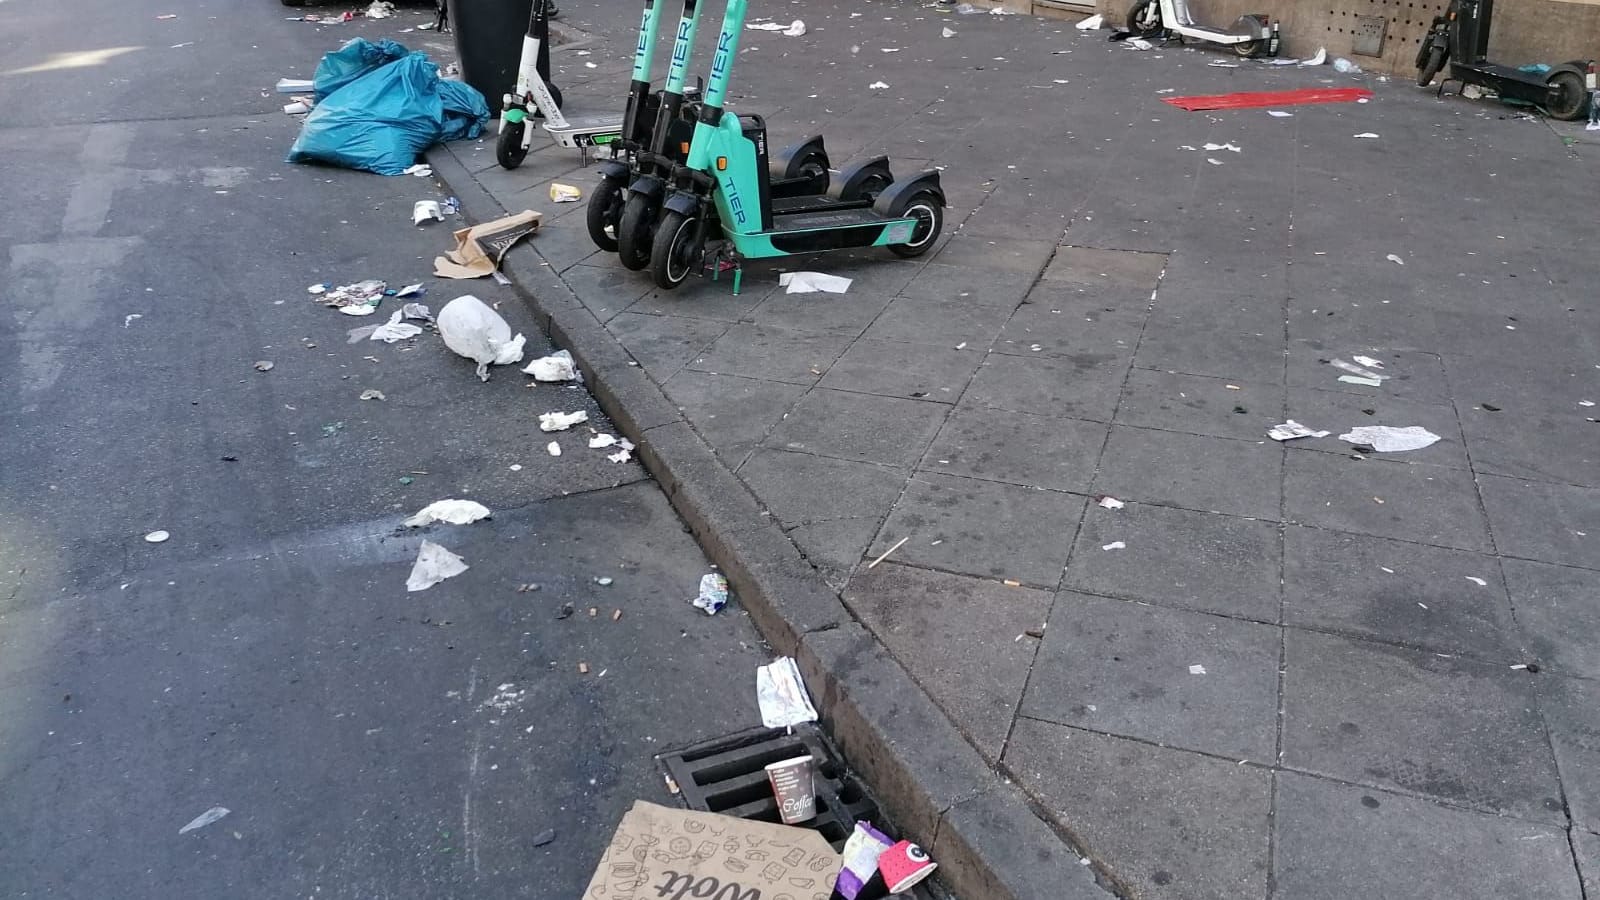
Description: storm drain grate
xmin=657 ymin=723 xmax=948 ymax=899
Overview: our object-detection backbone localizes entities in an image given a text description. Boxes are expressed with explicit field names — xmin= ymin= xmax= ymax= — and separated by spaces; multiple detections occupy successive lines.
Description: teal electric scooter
xmin=646 ymin=0 xmax=943 ymax=292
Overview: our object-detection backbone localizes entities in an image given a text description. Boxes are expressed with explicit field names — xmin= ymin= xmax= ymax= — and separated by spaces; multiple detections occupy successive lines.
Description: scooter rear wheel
xmin=1126 ymin=0 xmax=1160 ymax=32
xmin=496 ymin=121 xmax=529 ymax=169
xmin=1544 ymin=69 xmax=1589 ymax=121
xmin=587 ymin=179 xmax=624 ymax=253
xmin=617 ymin=193 xmax=658 ymax=271
xmin=1417 ymin=45 xmax=1446 ymax=87
xmin=650 ymin=210 xmax=701 ymax=290
xmin=886 ymin=190 xmax=944 ymax=259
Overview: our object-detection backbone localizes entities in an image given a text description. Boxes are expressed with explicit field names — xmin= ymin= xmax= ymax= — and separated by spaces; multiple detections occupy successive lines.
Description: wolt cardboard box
xmin=584 ymin=800 xmax=842 ymax=899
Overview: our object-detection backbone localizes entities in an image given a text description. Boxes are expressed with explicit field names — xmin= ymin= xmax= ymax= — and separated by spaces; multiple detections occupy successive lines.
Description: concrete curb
xmin=426 ymin=142 xmax=1117 ymax=900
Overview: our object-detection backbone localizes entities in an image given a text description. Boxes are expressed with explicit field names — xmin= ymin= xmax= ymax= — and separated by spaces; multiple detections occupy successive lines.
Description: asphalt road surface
xmin=0 ymin=1 xmax=771 ymax=896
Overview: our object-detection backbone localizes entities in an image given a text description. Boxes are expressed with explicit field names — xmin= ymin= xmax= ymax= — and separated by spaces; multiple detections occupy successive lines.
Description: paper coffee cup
xmin=765 ymin=755 xmax=817 ymax=824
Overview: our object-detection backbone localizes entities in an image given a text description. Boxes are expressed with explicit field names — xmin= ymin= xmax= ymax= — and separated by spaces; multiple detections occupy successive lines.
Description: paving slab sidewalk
xmin=433 ymin=1 xmax=1600 ymax=896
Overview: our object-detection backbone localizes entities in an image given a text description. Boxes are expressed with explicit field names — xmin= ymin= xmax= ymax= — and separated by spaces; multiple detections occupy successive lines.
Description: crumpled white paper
xmin=368 ymin=310 xmax=424 ymax=343
xmin=756 ymin=656 xmax=818 ymax=728
xmin=407 ymin=540 xmax=468 ymax=592
xmin=1268 ymin=420 xmax=1331 ymax=441
xmin=404 ymin=499 xmax=491 ymax=527
xmin=1075 ymin=13 xmax=1103 ymax=29
xmin=1339 ymin=425 xmax=1441 ymax=453
xmin=523 ymin=349 xmax=579 ymax=382
xmin=539 ymin=410 xmax=589 ymax=432
xmin=778 ymin=271 xmax=853 ymax=294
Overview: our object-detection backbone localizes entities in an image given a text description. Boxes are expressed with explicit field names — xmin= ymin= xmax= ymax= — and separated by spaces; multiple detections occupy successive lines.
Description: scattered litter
xmin=1208 ymin=61 xmax=1240 ymax=69
xmin=276 ymin=77 xmax=314 ymax=93
xmin=1301 ymin=47 xmax=1327 ymax=66
xmin=1339 ymin=375 xmax=1384 ymax=387
xmin=413 ymin=200 xmax=444 ymax=225
xmin=1338 ymin=426 xmax=1441 ymax=453
xmin=1352 ymin=355 xmax=1384 ymax=369
xmin=437 ymin=295 xmax=526 ymax=380
xmin=179 ymin=807 xmax=230 ymax=834
xmin=692 ymin=573 xmax=730 ymax=615
xmin=1207 ymin=158 xmax=1225 ymax=166
xmin=359 ymin=389 xmax=386 ymax=401
xmin=942 ymin=26 xmax=957 ymax=37
xmin=365 ymin=0 xmax=396 ymax=18
xmin=1102 ymin=541 xmax=1126 ymax=551
xmin=539 ymin=410 xmax=589 ymax=432
xmin=1268 ymin=420 xmax=1330 ymax=441
xmin=368 ymin=309 xmax=424 ymax=342
xmin=778 ymin=271 xmax=852 ymax=294
xmin=607 ymin=441 xmax=635 ymax=464
xmin=404 ymin=164 xmax=433 ymax=177
xmin=283 ymin=100 xmax=313 ymax=116
xmin=746 ymin=18 xmax=807 ymax=35
xmin=144 ymin=530 xmax=170 ymax=544
xmin=407 ymin=540 xmax=467 ymax=591
xmin=588 ymin=433 xmax=619 ymax=449
xmin=404 ymin=499 xmax=491 ymax=527
xmin=954 ymin=2 xmax=981 ymax=13
xmin=1330 ymin=358 xmax=1388 ymax=382
xmin=253 ymin=360 xmax=275 ymax=372
xmin=1188 ymin=664 xmax=1207 ymax=675
xmin=1355 ymin=132 xmax=1381 ymax=139
xmin=595 ymin=576 xmax=614 ymax=586
xmin=522 ymin=349 xmax=579 ymax=382
xmin=547 ymin=441 xmax=561 ymax=456
xmin=549 ymin=183 xmax=582 ymax=203
xmin=1097 ymin=496 xmax=1125 ymax=510
xmin=1332 ymin=57 xmax=1361 ymax=73
xmin=1076 ymin=13 xmax=1104 ymax=29
xmin=1267 ymin=110 xmax=1294 ymax=117
xmin=400 ymin=300 xmax=431 ymax=319
xmin=1203 ymin=142 xmax=1242 ymax=153
xmin=578 ymin=662 xmax=590 ymax=674
xmin=1466 ymin=576 xmax=1488 ymax=586
xmin=124 ymin=314 xmax=143 ymax=328
xmin=532 ymin=828 xmax=557 ymax=848
xmin=868 ymin=536 xmax=910 ymax=569
xmin=434 ymin=210 xmax=542 ymax=279
xmin=1126 ymin=38 xmax=1154 ymax=50
xmin=1578 ymin=400 xmax=1594 ymax=407
xmin=869 ymin=81 xmax=890 ymax=90
xmin=989 ymin=6 xmax=1018 ymax=13
xmin=316 ymin=278 xmax=387 ymax=315
xmin=756 ymin=656 xmax=818 ymax=728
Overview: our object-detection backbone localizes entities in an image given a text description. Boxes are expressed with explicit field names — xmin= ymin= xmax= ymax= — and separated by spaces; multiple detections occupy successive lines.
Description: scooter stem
xmin=701 ymin=0 xmax=745 ymax=111
xmin=664 ymin=0 xmax=703 ymax=95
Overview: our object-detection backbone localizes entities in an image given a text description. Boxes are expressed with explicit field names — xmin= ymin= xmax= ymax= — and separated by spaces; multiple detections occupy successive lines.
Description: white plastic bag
xmin=523 ymin=349 xmax=579 ymax=382
xmin=436 ymin=295 xmax=525 ymax=381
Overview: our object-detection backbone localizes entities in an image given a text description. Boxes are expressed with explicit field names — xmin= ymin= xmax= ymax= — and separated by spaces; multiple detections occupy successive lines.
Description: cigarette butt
xmin=611 ymin=609 xmax=622 ymax=622
xmin=589 ymin=607 xmax=598 ymax=617
xmin=1003 ymin=579 xmax=1021 ymax=587
xmin=578 ymin=662 xmax=590 ymax=674
xmin=868 ymin=536 xmax=909 ymax=569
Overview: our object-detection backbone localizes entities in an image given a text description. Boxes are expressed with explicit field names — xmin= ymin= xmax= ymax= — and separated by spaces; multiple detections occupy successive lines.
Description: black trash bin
xmin=450 ymin=0 xmax=537 ymax=116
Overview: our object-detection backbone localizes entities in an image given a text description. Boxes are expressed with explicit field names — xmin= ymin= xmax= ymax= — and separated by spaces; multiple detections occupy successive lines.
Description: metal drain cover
xmin=657 ymin=724 xmax=948 ymax=899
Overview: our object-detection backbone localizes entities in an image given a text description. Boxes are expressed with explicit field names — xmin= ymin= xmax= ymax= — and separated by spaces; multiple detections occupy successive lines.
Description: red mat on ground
xmin=1162 ymin=87 xmax=1373 ymax=111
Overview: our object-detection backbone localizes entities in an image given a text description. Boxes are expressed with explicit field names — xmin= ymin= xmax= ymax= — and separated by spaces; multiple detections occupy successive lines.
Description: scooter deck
xmin=545 ymin=110 xmax=625 ymax=134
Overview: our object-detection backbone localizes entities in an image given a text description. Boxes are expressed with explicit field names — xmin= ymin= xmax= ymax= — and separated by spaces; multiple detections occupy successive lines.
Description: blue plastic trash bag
xmin=287 ymin=49 xmax=488 ymax=176
xmin=313 ymin=38 xmax=409 ymax=102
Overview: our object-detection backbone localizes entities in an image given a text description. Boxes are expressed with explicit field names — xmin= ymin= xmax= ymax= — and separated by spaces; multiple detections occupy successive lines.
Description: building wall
xmin=1032 ymin=0 xmax=1600 ymax=74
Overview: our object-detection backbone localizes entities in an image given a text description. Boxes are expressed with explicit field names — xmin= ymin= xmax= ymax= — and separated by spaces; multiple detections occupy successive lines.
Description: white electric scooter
xmin=1124 ymin=0 xmax=1280 ymax=58
xmin=497 ymin=0 xmax=625 ymax=168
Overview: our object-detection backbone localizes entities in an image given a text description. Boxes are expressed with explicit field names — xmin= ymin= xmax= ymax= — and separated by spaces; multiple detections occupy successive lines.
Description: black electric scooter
xmin=1416 ymin=0 xmax=1593 ymax=121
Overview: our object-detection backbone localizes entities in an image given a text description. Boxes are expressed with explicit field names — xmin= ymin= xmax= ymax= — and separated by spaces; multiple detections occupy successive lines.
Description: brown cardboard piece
xmin=584 ymin=800 xmax=841 ymax=900
xmin=433 ymin=209 xmax=543 ymax=279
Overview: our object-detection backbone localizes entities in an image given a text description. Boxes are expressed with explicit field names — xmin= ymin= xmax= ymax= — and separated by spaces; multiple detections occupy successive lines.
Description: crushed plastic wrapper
xmin=756 ymin=656 xmax=818 ymax=728
xmin=692 ymin=573 xmax=729 ymax=615
xmin=549 ymin=183 xmax=582 ymax=203
xmin=523 ymin=349 xmax=579 ymax=382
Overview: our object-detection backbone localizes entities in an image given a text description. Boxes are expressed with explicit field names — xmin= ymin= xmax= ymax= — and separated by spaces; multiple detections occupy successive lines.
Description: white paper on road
xmin=1352 ymin=355 xmax=1384 ymax=369
xmin=1301 ymin=47 xmax=1326 ymax=66
xmin=407 ymin=540 xmax=468 ymax=592
xmin=404 ymin=499 xmax=491 ymax=527
xmin=1330 ymin=359 xmax=1388 ymax=381
xmin=413 ymin=200 xmax=444 ymax=225
xmin=1203 ymin=142 xmax=1242 ymax=153
xmin=368 ymin=310 xmax=424 ymax=343
xmin=1268 ymin=420 xmax=1331 ymax=441
xmin=1338 ymin=425 xmax=1441 ymax=452
xmin=1338 ymin=375 xmax=1384 ymax=387
xmin=179 ymin=807 xmax=230 ymax=834
xmin=539 ymin=410 xmax=589 ymax=432
xmin=1075 ymin=13 xmax=1104 ymax=29
xmin=1267 ymin=110 xmax=1294 ymax=117
xmin=778 ymin=271 xmax=853 ymax=294
xmin=756 ymin=656 xmax=818 ymax=728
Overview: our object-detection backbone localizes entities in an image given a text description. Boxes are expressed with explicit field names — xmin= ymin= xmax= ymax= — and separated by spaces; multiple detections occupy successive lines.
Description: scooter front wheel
xmin=587 ymin=179 xmax=624 ymax=252
xmin=617 ymin=194 xmax=658 ymax=271
xmin=1417 ymin=45 xmax=1447 ymax=87
xmin=1126 ymin=0 xmax=1160 ymax=32
xmin=1544 ymin=69 xmax=1589 ymax=121
xmin=496 ymin=121 xmax=529 ymax=169
xmin=650 ymin=210 xmax=702 ymax=290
